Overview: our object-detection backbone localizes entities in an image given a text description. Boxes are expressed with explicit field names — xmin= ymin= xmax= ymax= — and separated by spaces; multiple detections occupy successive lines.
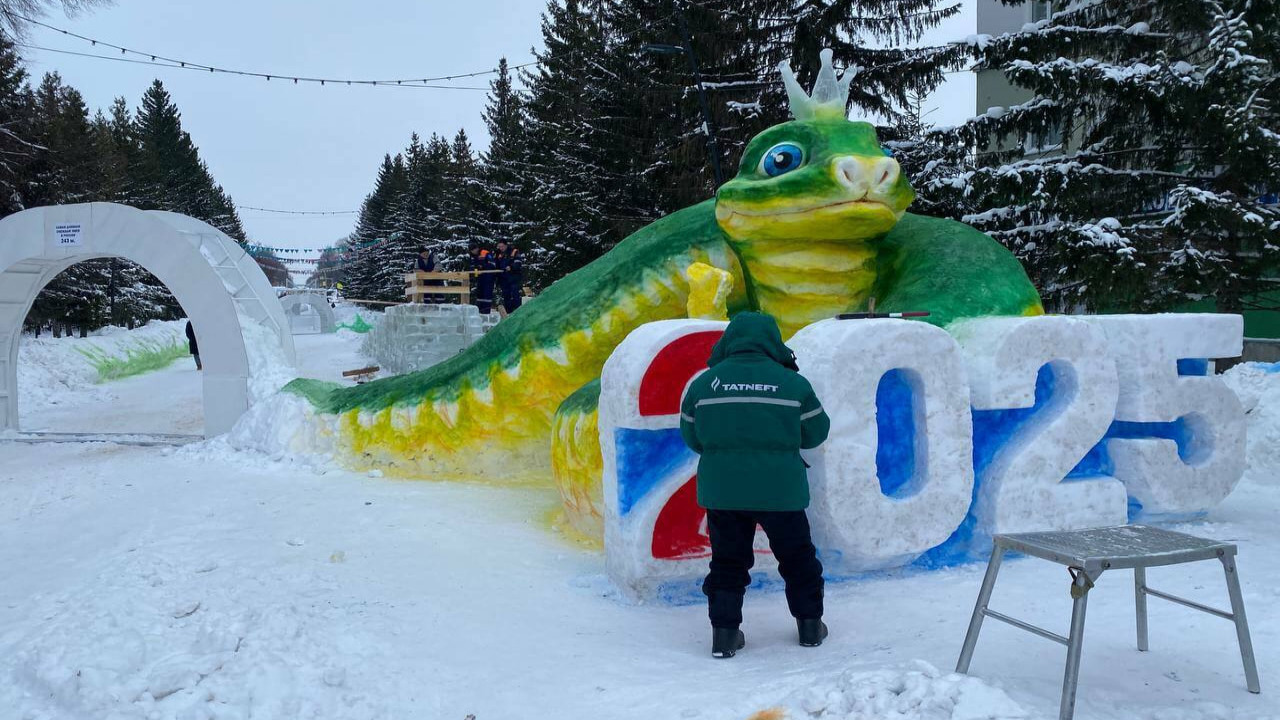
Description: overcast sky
xmin=21 ymin=0 xmax=976 ymax=270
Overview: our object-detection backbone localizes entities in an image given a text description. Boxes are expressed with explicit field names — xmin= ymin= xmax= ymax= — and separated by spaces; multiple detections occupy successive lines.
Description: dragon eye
xmin=760 ymin=143 xmax=804 ymax=177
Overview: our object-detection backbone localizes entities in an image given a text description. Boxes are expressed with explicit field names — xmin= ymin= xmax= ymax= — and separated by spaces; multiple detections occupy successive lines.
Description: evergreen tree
xmin=22 ymin=72 xmax=110 ymax=335
xmin=341 ymin=1 xmax=984 ymax=292
xmin=6 ymin=74 xmax=255 ymax=331
xmin=477 ymin=58 xmax=527 ymax=260
xmin=0 ymin=32 xmax=30 ymax=214
xmin=440 ymin=128 xmax=484 ymax=269
xmin=133 ymin=79 xmax=247 ymax=240
xmin=518 ymin=0 xmax=617 ymax=286
xmin=889 ymin=88 xmax=972 ymax=220
xmin=931 ymin=0 xmax=1280 ymax=313
xmin=348 ymin=154 xmax=409 ymax=300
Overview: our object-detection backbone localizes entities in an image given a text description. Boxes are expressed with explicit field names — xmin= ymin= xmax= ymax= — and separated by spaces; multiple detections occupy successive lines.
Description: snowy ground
xmin=1 ymin=312 xmax=1278 ymax=720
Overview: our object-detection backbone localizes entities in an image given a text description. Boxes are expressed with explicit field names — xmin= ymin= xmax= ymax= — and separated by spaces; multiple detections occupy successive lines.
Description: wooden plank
xmin=344 ymin=298 xmax=404 ymax=306
xmin=342 ymin=366 xmax=380 ymax=377
xmin=405 ymin=287 xmax=471 ymax=296
xmin=403 ymin=270 xmax=505 ymax=281
xmin=404 ymin=271 xmax=473 ymax=281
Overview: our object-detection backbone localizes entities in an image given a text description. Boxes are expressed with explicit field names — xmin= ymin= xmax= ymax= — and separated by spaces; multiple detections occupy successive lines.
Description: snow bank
xmin=238 ymin=313 xmax=296 ymax=403
xmin=216 ymin=391 xmax=339 ymax=467
xmin=762 ymin=661 xmax=1031 ymax=719
xmin=16 ymin=320 xmax=188 ymax=412
xmin=1223 ymin=361 xmax=1280 ymax=483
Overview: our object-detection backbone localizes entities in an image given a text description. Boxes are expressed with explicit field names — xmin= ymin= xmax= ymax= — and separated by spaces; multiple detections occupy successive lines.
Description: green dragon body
xmin=286 ymin=52 xmax=1042 ymax=538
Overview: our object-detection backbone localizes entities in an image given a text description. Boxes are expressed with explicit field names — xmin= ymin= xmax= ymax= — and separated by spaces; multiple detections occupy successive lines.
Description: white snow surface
xmin=1223 ymin=362 xmax=1280 ymax=483
xmin=2 ymin=325 xmax=1280 ymax=720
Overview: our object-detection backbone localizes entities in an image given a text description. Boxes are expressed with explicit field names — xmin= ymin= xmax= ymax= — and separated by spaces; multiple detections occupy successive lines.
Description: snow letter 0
xmin=1085 ymin=314 xmax=1246 ymax=516
xmin=951 ymin=316 xmax=1126 ymax=536
xmin=789 ymin=319 xmax=973 ymax=572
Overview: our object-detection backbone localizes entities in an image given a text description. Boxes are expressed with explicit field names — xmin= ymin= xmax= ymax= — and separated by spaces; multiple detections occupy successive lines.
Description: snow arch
xmin=280 ymin=292 xmax=336 ymax=334
xmin=0 ymin=203 xmax=295 ymax=436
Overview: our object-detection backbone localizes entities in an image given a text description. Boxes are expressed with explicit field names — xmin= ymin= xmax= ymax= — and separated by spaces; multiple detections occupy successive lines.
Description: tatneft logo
xmin=710 ymin=376 xmax=778 ymax=393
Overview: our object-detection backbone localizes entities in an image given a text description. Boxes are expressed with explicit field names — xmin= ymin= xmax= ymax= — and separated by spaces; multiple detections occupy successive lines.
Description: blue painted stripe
xmin=615 ymin=427 xmax=694 ymax=516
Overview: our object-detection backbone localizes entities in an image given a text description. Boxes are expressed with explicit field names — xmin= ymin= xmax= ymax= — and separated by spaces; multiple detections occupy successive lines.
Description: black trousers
xmin=475 ymin=280 xmax=495 ymax=314
xmin=500 ymin=280 xmax=522 ymax=313
xmin=703 ymin=509 xmax=824 ymax=629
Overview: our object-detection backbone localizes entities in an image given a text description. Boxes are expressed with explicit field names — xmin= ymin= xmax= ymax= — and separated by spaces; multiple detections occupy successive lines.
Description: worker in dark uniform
xmin=415 ymin=247 xmax=437 ymax=273
xmin=469 ymin=244 xmax=496 ymax=314
xmin=679 ymin=312 xmax=831 ymax=659
xmin=184 ymin=320 xmax=201 ymax=371
xmin=416 ymin=247 xmax=441 ymax=302
xmin=495 ymin=240 xmax=524 ymax=314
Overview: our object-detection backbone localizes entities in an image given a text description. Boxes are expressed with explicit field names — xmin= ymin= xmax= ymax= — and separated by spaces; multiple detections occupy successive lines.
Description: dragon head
xmin=715 ymin=50 xmax=915 ymax=241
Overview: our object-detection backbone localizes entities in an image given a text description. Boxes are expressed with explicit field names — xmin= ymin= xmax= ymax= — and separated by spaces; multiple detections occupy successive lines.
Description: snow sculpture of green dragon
xmin=286 ymin=50 xmax=1042 ymax=540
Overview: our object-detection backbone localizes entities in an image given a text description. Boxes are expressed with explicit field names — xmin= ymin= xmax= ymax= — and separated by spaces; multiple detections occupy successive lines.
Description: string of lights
xmin=244 ymin=233 xmax=397 ymax=259
xmin=18 ymin=15 xmax=537 ymax=89
xmin=238 ymin=205 xmax=358 ymax=216
xmin=16 ymin=44 xmax=494 ymax=90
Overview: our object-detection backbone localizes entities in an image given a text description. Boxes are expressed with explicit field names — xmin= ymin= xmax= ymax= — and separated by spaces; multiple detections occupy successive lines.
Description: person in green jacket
xmin=679 ymin=312 xmax=831 ymax=658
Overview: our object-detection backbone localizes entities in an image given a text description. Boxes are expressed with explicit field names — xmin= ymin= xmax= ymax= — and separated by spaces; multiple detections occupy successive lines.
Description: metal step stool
xmin=955 ymin=524 xmax=1260 ymax=720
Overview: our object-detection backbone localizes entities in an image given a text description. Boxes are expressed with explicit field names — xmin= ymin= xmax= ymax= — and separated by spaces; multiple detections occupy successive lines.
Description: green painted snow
xmin=556 ymin=378 xmax=601 ymax=417
xmin=77 ymin=337 xmax=189 ymax=383
xmin=874 ymin=213 xmax=1043 ymax=326
xmin=286 ymin=200 xmax=735 ymax=414
xmin=337 ymin=313 xmax=374 ymax=333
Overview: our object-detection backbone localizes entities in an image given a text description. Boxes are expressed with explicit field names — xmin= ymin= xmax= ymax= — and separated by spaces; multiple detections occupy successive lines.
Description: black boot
xmin=797 ymin=618 xmax=828 ymax=647
xmin=711 ymin=627 xmax=746 ymax=658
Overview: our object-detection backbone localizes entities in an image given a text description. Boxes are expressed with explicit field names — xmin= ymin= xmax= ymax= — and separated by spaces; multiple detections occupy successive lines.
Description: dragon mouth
xmin=721 ymin=197 xmax=894 ymax=220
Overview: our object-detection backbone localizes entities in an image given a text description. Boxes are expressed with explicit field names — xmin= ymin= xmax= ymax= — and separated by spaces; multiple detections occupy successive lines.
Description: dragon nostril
xmin=879 ymin=169 xmax=890 ymax=185
xmin=835 ymin=160 xmax=861 ymax=189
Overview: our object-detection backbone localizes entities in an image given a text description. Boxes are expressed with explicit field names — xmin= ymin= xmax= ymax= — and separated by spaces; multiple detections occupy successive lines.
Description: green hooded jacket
xmin=679 ymin=312 xmax=831 ymax=511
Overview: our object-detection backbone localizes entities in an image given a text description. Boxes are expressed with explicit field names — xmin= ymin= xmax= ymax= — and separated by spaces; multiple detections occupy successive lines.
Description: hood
xmin=708 ymin=312 xmax=799 ymax=371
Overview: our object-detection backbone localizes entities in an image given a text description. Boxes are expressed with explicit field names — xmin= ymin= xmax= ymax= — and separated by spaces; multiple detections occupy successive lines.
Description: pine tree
xmin=519 ymin=0 xmax=617 ymax=286
xmin=931 ymin=0 xmax=1280 ymax=314
xmin=96 ymin=98 xmax=165 ymax=328
xmin=348 ymin=154 xmax=409 ymax=301
xmin=133 ymin=79 xmax=247 ymax=240
xmin=439 ymin=128 xmax=484 ymax=269
xmin=19 ymin=72 xmax=109 ymax=335
xmin=477 ymin=59 xmax=527 ymax=262
xmin=889 ymin=88 xmax=972 ymax=220
xmin=0 ymin=64 xmax=253 ymax=330
xmin=0 ymin=32 xmax=30 ymax=214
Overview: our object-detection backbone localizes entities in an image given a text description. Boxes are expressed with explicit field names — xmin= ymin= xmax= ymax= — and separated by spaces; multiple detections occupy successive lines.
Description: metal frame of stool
xmin=955 ymin=527 xmax=1260 ymax=720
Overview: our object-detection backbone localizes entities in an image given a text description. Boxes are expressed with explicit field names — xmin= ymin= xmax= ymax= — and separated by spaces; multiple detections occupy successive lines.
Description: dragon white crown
xmin=778 ymin=48 xmax=858 ymax=121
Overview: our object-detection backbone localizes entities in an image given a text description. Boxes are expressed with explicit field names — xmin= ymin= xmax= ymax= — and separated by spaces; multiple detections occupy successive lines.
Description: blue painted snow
xmin=914 ymin=364 xmax=1065 ymax=568
xmin=912 ymin=359 xmax=1209 ymax=569
xmin=876 ymin=369 xmax=919 ymax=498
xmin=623 ymin=356 xmax=1220 ymax=603
xmin=1178 ymin=358 xmax=1209 ymax=376
xmin=615 ymin=427 xmax=693 ymax=516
